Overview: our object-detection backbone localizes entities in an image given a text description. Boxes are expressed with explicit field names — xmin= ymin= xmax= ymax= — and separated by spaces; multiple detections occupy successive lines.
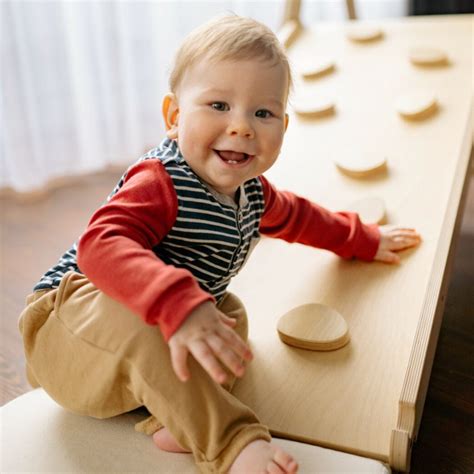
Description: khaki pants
xmin=19 ymin=271 xmax=270 ymax=473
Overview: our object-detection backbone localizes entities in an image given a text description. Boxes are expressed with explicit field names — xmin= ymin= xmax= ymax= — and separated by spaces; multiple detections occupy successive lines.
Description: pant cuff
xmin=195 ymin=423 xmax=272 ymax=474
xmin=134 ymin=414 xmax=163 ymax=435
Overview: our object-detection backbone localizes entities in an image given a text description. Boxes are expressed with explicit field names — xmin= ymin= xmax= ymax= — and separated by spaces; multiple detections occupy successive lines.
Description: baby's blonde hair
xmin=169 ymin=14 xmax=293 ymax=99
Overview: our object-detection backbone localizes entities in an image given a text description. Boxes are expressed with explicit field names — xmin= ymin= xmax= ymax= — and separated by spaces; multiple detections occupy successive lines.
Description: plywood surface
xmin=230 ymin=15 xmax=473 ymax=469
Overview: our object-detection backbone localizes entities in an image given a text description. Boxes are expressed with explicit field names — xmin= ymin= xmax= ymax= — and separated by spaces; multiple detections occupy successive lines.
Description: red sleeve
xmin=77 ymin=160 xmax=214 ymax=341
xmin=258 ymin=175 xmax=380 ymax=261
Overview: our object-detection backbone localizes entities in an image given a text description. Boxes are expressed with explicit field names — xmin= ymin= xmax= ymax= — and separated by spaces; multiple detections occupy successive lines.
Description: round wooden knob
xmin=396 ymin=90 xmax=438 ymax=120
xmin=292 ymin=96 xmax=336 ymax=118
xmin=300 ymin=58 xmax=336 ymax=79
xmin=334 ymin=153 xmax=387 ymax=178
xmin=346 ymin=197 xmax=386 ymax=224
xmin=346 ymin=25 xmax=384 ymax=43
xmin=277 ymin=303 xmax=350 ymax=351
xmin=409 ymin=47 xmax=448 ymax=66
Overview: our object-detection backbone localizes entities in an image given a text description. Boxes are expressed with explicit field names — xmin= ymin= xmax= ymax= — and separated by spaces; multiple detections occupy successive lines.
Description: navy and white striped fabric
xmin=34 ymin=139 xmax=265 ymax=303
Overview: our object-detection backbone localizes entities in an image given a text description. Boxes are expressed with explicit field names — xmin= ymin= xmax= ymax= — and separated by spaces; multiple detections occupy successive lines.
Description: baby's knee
xmin=19 ymin=290 xmax=56 ymax=360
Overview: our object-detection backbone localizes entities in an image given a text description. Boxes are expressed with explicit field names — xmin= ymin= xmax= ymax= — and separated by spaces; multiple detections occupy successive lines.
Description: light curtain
xmin=0 ymin=0 xmax=407 ymax=194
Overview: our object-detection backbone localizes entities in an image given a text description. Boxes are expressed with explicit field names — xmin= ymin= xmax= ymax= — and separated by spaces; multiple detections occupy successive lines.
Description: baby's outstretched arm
xmin=374 ymin=225 xmax=422 ymax=264
xmin=168 ymin=302 xmax=253 ymax=384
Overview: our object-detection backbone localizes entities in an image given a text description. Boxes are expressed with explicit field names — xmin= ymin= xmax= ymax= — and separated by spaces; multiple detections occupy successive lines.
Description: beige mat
xmin=0 ymin=389 xmax=390 ymax=473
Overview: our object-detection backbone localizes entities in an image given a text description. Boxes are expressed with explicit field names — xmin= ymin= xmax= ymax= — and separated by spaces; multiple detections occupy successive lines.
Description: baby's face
xmin=165 ymin=57 xmax=289 ymax=198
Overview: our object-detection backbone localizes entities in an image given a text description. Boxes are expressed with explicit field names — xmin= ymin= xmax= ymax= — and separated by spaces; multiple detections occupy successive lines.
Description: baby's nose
xmin=227 ymin=115 xmax=255 ymax=138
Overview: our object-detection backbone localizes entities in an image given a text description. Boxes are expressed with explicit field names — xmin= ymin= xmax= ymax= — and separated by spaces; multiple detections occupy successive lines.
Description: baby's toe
xmin=267 ymin=459 xmax=285 ymax=474
xmin=273 ymin=447 xmax=297 ymax=472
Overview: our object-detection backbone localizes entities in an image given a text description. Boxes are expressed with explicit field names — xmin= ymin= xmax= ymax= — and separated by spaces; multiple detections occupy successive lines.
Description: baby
xmin=19 ymin=15 xmax=421 ymax=474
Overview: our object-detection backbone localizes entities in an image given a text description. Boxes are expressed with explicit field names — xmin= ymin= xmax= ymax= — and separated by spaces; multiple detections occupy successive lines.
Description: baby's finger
xmin=391 ymin=227 xmax=417 ymax=232
xmin=267 ymin=460 xmax=286 ymax=474
xmin=207 ymin=333 xmax=246 ymax=378
xmin=376 ymin=250 xmax=401 ymax=264
xmin=219 ymin=312 xmax=237 ymax=327
xmin=389 ymin=230 xmax=421 ymax=240
xmin=381 ymin=225 xmax=416 ymax=233
xmin=169 ymin=343 xmax=190 ymax=382
xmin=189 ymin=339 xmax=228 ymax=384
xmin=388 ymin=235 xmax=421 ymax=251
xmin=218 ymin=325 xmax=253 ymax=362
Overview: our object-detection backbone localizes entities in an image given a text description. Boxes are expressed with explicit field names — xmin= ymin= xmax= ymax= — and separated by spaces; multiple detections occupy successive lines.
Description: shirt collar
xmin=162 ymin=138 xmax=250 ymax=210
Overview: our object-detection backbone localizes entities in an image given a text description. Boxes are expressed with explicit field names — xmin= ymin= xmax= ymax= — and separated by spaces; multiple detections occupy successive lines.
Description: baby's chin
xmin=206 ymin=174 xmax=248 ymax=197
xmin=210 ymin=180 xmax=242 ymax=198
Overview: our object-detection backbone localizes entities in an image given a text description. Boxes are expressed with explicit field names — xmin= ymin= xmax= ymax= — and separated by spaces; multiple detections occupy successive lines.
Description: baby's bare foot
xmin=152 ymin=427 xmax=190 ymax=453
xmin=229 ymin=439 xmax=298 ymax=474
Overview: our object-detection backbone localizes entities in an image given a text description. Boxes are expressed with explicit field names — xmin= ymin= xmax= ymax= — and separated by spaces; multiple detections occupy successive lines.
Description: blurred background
xmin=1 ymin=0 xmax=412 ymax=195
xmin=1 ymin=1 xmax=473 ymax=472
xmin=1 ymin=0 xmax=472 ymax=194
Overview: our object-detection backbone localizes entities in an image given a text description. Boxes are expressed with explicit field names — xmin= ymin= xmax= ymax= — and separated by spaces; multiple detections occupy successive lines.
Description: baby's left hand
xmin=374 ymin=225 xmax=422 ymax=264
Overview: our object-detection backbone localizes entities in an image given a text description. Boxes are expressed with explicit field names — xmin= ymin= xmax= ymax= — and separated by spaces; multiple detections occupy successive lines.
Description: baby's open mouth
xmin=215 ymin=150 xmax=252 ymax=164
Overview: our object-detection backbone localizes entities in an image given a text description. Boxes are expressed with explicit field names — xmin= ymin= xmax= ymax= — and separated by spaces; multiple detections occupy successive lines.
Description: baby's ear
xmin=162 ymin=93 xmax=179 ymax=139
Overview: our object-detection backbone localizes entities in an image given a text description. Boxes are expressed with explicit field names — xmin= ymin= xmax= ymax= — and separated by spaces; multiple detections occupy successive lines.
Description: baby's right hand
xmin=168 ymin=301 xmax=253 ymax=384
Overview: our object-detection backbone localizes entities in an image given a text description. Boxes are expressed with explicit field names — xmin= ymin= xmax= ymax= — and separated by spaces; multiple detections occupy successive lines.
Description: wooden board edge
xmin=277 ymin=19 xmax=303 ymax=49
xmin=389 ymin=97 xmax=474 ymax=472
xmin=281 ymin=0 xmax=301 ymax=25
xmin=389 ymin=428 xmax=412 ymax=472
xmin=269 ymin=428 xmax=389 ymax=464
xmin=277 ymin=328 xmax=351 ymax=351
xmin=346 ymin=0 xmax=357 ymax=20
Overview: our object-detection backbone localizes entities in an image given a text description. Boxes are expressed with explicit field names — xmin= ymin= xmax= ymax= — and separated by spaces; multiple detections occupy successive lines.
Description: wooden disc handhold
xmin=346 ymin=197 xmax=386 ymax=224
xmin=277 ymin=304 xmax=350 ymax=351
xmin=334 ymin=154 xmax=387 ymax=177
xmin=293 ymin=97 xmax=336 ymax=118
xmin=409 ymin=47 xmax=448 ymax=66
xmin=300 ymin=58 xmax=336 ymax=79
xmin=346 ymin=26 xmax=384 ymax=43
xmin=396 ymin=91 xmax=438 ymax=120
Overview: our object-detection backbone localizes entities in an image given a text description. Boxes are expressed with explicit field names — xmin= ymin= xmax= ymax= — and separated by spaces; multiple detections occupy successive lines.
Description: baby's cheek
xmin=187 ymin=119 xmax=216 ymax=148
xmin=177 ymin=122 xmax=198 ymax=151
xmin=267 ymin=133 xmax=285 ymax=157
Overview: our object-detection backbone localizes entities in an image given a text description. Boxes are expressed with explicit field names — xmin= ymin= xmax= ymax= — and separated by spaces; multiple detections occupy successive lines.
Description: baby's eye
xmin=255 ymin=109 xmax=273 ymax=119
xmin=211 ymin=102 xmax=229 ymax=112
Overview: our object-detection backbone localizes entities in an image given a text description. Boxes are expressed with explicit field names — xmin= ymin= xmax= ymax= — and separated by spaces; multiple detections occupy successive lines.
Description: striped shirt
xmin=33 ymin=138 xmax=379 ymax=340
xmin=34 ymin=138 xmax=264 ymax=303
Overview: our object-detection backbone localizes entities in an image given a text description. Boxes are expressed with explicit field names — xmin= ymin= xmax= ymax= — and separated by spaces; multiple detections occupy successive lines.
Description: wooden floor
xmin=1 ymin=171 xmax=473 ymax=473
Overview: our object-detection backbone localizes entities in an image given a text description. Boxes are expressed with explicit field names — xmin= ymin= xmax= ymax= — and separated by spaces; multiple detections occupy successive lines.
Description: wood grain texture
xmin=277 ymin=303 xmax=350 ymax=351
xmin=230 ymin=14 xmax=473 ymax=470
xmin=0 ymin=172 xmax=472 ymax=473
xmin=1 ymin=15 xmax=473 ymax=474
xmin=391 ymin=101 xmax=473 ymax=470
